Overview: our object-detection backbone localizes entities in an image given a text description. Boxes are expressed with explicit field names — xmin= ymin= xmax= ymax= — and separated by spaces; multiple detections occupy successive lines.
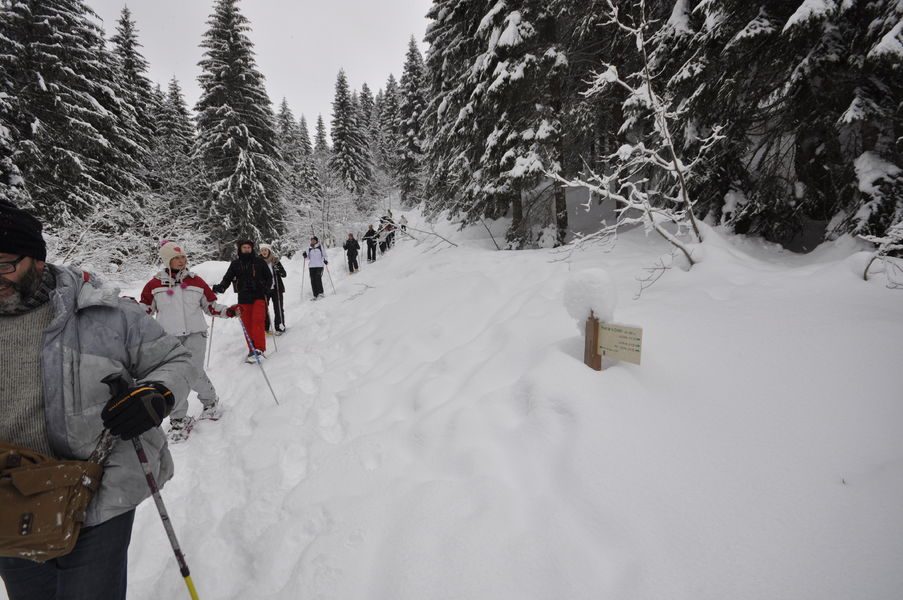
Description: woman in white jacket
xmin=302 ymin=236 xmax=328 ymax=300
xmin=139 ymin=241 xmax=237 ymax=439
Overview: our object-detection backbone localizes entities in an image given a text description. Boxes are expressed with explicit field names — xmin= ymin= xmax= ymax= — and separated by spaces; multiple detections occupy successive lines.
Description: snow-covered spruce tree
xmin=295 ymin=113 xmax=324 ymax=217
xmin=298 ymin=114 xmax=314 ymax=156
xmin=110 ymin=6 xmax=156 ymax=182
xmin=467 ymin=1 xmax=577 ymax=246
xmin=329 ymin=70 xmax=372 ymax=195
xmin=423 ymin=0 xmax=506 ymax=223
xmin=314 ymin=114 xmax=330 ymax=155
xmin=276 ymin=98 xmax=305 ymax=197
xmin=645 ymin=0 xmax=903 ymax=246
xmin=422 ymin=1 xmax=572 ymax=246
xmin=155 ymin=78 xmax=197 ymax=187
xmin=195 ymin=0 xmax=283 ymax=258
xmin=0 ymin=0 xmax=144 ymax=227
xmin=397 ymin=37 xmax=428 ymax=206
xmin=274 ymin=98 xmax=318 ymax=256
xmin=359 ymin=83 xmax=376 ymax=147
xmin=377 ymin=73 xmax=402 ymax=175
xmin=144 ymin=75 xmax=212 ymax=255
xmin=0 ymin=49 xmax=29 ymax=208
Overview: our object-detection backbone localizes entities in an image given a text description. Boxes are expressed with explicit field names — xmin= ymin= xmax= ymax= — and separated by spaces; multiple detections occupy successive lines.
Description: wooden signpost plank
xmin=598 ymin=322 xmax=643 ymax=365
xmin=584 ymin=312 xmax=603 ymax=371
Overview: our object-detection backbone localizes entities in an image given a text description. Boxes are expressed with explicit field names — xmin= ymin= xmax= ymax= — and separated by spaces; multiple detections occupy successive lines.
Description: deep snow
xmin=5 ymin=213 xmax=901 ymax=600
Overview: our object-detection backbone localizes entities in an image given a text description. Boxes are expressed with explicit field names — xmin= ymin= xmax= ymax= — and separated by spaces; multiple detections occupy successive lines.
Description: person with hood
xmin=343 ymin=233 xmax=360 ymax=273
xmin=398 ymin=214 xmax=408 ymax=232
xmin=302 ymin=236 xmax=327 ymax=300
xmin=212 ymin=239 xmax=272 ymax=362
xmin=140 ymin=241 xmax=237 ymax=439
xmin=0 ymin=200 xmax=193 ymax=599
xmin=258 ymin=243 xmax=287 ymax=335
xmin=363 ymin=225 xmax=378 ymax=262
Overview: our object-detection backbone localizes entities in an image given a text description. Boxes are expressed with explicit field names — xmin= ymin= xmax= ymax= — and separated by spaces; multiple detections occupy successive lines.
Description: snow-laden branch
xmin=548 ymin=0 xmax=725 ymax=269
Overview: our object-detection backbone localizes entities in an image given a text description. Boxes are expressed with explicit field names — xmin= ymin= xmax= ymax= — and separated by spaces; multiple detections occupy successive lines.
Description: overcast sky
xmin=86 ymin=0 xmax=433 ymax=133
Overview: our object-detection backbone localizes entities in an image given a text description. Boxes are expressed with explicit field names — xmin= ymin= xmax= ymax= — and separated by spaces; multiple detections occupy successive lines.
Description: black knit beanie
xmin=0 ymin=200 xmax=47 ymax=261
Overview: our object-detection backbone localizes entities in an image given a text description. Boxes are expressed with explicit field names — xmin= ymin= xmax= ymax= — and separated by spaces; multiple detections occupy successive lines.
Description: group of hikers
xmin=0 ymin=198 xmax=408 ymax=599
xmin=344 ymin=211 xmax=407 ymax=273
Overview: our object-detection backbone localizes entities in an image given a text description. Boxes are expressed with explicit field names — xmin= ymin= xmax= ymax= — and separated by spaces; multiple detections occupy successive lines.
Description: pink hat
xmin=159 ymin=240 xmax=187 ymax=265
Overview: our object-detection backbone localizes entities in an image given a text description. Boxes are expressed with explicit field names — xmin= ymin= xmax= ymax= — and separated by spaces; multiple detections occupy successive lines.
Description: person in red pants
xmin=212 ymin=240 xmax=272 ymax=362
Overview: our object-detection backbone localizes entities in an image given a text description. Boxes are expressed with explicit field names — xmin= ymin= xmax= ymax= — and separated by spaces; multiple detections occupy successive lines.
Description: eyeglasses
xmin=0 ymin=255 xmax=26 ymax=275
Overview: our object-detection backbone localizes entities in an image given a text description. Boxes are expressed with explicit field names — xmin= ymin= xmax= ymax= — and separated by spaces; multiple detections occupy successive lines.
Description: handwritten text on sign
xmin=598 ymin=323 xmax=643 ymax=365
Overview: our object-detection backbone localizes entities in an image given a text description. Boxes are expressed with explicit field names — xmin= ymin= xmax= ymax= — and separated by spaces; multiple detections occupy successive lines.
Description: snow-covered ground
xmin=11 ymin=213 xmax=903 ymax=599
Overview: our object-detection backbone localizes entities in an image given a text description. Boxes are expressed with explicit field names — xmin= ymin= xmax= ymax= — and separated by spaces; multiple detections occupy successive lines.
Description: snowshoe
xmin=198 ymin=403 xmax=223 ymax=421
xmin=167 ymin=417 xmax=195 ymax=443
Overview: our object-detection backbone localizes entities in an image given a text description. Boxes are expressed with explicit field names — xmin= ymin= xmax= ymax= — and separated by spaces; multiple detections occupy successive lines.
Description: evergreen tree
xmin=314 ymin=114 xmax=330 ymax=155
xmin=378 ymin=73 xmax=402 ymax=173
xmin=0 ymin=0 xmax=144 ymax=226
xmin=422 ymin=0 xmax=490 ymax=219
xmin=359 ymin=83 xmax=375 ymax=140
xmin=298 ymin=115 xmax=313 ymax=156
xmin=397 ymin=37 xmax=428 ymax=205
xmin=110 ymin=7 xmax=155 ymax=143
xmin=195 ymin=0 xmax=283 ymax=257
xmin=275 ymin=97 xmax=306 ymax=204
xmin=149 ymin=77 xmax=200 ymax=214
xmin=329 ymin=70 xmax=372 ymax=194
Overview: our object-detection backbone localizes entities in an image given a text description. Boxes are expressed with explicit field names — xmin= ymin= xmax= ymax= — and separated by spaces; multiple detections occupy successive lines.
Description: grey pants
xmin=172 ymin=332 xmax=217 ymax=419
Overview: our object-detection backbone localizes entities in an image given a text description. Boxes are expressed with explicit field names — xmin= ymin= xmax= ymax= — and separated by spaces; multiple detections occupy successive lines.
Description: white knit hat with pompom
xmin=159 ymin=240 xmax=187 ymax=265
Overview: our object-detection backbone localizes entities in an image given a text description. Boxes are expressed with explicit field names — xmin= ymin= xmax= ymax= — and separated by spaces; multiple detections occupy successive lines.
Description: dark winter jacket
xmin=363 ymin=229 xmax=378 ymax=245
xmin=270 ymin=260 xmax=287 ymax=294
xmin=343 ymin=239 xmax=361 ymax=256
xmin=214 ymin=253 xmax=273 ymax=304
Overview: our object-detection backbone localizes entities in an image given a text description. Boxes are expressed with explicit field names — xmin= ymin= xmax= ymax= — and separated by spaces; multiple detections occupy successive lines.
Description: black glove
xmin=212 ymin=283 xmax=226 ymax=294
xmin=101 ymin=382 xmax=174 ymax=440
xmin=324 ymin=260 xmax=328 ymax=265
xmin=302 ymin=251 xmax=308 ymax=259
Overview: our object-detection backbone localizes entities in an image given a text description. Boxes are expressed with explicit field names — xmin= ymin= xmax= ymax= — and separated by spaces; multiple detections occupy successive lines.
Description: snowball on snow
xmin=564 ymin=269 xmax=617 ymax=331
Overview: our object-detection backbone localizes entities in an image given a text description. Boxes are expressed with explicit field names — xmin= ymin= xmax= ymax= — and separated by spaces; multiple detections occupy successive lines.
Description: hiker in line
xmin=399 ymin=214 xmax=408 ymax=232
xmin=302 ymin=236 xmax=327 ymax=300
xmin=0 ymin=200 xmax=193 ymax=599
xmin=258 ymin=243 xmax=287 ymax=335
xmin=363 ymin=225 xmax=378 ymax=262
xmin=343 ymin=233 xmax=360 ymax=273
xmin=382 ymin=210 xmax=397 ymax=248
xmin=212 ymin=239 xmax=272 ymax=362
xmin=139 ymin=241 xmax=237 ymax=440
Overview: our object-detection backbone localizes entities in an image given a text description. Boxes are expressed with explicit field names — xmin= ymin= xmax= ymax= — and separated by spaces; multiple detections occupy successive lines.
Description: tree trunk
xmin=507 ymin=191 xmax=524 ymax=248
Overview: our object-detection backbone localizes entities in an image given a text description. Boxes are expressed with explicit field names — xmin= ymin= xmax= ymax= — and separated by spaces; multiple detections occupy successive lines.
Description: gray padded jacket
xmin=42 ymin=265 xmax=194 ymax=526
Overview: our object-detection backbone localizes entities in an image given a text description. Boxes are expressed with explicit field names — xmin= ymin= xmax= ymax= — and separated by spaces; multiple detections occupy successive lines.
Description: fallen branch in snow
xmin=480 ymin=217 xmax=502 ymax=250
xmin=405 ymin=225 xmax=459 ymax=248
xmin=634 ymin=252 xmax=674 ymax=299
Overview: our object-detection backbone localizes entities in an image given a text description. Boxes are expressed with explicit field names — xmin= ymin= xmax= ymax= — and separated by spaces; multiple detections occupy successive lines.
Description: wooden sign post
xmin=584 ymin=311 xmax=603 ymax=371
xmin=584 ymin=312 xmax=643 ymax=371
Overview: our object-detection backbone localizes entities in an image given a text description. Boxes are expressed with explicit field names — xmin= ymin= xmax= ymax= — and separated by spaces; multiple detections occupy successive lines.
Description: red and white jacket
xmin=140 ymin=269 xmax=228 ymax=337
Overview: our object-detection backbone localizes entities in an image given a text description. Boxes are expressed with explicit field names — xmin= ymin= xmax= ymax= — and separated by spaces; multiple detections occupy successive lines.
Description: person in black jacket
xmin=343 ymin=233 xmax=361 ymax=273
xmin=258 ymin=243 xmax=287 ymax=334
xmin=212 ymin=239 xmax=272 ymax=360
xmin=363 ymin=225 xmax=378 ymax=262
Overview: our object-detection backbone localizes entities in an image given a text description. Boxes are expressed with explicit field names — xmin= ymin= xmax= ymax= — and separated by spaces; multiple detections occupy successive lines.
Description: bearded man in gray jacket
xmin=0 ymin=200 xmax=194 ymax=600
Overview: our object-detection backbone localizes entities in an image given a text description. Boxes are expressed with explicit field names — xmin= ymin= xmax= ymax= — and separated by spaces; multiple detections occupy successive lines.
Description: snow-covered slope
xmin=12 ymin=214 xmax=903 ymax=600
